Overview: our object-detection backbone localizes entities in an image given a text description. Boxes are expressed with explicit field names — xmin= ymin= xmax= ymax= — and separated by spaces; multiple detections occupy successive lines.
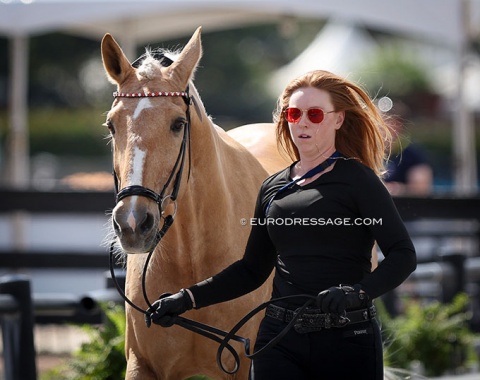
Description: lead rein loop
xmin=109 ymin=234 xmax=246 ymax=372
xmin=215 ymin=294 xmax=316 ymax=374
xmin=110 ymin=232 xmax=316 ymax=375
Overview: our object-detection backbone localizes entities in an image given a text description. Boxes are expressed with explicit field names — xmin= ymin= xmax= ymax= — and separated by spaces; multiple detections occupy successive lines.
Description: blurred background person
xmin=383 ymin=102 xmax=433 ymax=196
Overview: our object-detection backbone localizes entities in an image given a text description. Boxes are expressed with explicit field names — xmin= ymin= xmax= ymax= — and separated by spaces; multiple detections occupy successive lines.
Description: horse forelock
xmin=135 ymin=50 xmax=211 ymax=125
xmin=136 ymin=55 xmax=160 ymax=81
xmin=136 ymin=48 xmax=180 ymax=81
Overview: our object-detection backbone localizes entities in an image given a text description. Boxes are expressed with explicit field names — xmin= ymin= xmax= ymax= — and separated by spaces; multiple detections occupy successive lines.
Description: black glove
xmin=146 ymin=289 xmax=193 ymax=328
xmin=316 ymin=284 xmax=369 ymax=316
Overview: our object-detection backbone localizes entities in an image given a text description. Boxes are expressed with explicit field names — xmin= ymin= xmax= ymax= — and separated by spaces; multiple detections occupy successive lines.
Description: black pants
xmin=249 ymin=314 xmax=383 ymax=380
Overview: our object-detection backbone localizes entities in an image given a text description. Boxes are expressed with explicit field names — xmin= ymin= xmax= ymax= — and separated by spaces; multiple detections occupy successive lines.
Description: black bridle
xmin=113 ymin=90 xmax=190 ymax=250
xmin=109 ymin=51 xmax=192 ymax=314
xmin=107 ymin=51 xmax=315 ymax=375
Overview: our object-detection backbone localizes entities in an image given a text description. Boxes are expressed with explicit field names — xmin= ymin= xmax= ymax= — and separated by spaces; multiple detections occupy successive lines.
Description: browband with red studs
xmin=113 ymin=91 xmax=188 ymax=98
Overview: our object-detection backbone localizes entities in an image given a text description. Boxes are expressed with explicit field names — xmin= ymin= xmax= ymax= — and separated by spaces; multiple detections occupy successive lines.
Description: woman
xmin=149 ymin=70 xmax=417 ymax=379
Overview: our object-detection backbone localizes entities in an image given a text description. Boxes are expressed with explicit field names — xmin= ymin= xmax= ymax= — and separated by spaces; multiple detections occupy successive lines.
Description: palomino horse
xmin=102 ymin=27 xmax=287 ymax=379
xmin=227 ymin=123 xmax=291 ymax=175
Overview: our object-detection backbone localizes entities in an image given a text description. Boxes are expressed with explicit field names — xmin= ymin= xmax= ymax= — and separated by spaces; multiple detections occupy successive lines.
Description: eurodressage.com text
xmin=244 ymin=217 xmax=383 ymax=227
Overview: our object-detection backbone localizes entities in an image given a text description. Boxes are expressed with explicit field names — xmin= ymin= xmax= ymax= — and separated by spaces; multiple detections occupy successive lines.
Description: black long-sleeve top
xmin=190 ymin=158 xmax=417 ymax=308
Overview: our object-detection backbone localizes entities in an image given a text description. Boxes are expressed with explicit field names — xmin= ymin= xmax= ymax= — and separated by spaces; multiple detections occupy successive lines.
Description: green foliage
xmin=28 ymin=107 xmax=109 ymax=156
xmin=359 ymin=43 xmax=434 ymax=98
xmin=380 ymin=293 xmax=479 ymax=377
xmin=42 ymin=302 xmax=126 ymax=380
xmin=42 ymin=303 xmax=213 ymax=380
xmin=0 ymin=107 xmax=109 ymax=157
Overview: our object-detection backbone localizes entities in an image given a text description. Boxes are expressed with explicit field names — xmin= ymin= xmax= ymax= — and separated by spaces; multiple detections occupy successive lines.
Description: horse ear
xmin=101 ymin=33 xmax=133 ymax=85
xmin=168 ymin=26 xmax=203 ymax=85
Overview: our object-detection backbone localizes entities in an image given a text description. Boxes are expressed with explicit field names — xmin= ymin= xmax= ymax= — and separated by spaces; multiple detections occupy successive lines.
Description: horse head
xmin=102 ymin=27 xmax=202 ymax=254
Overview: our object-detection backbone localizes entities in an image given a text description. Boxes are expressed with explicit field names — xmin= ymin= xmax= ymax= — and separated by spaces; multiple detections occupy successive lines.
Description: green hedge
xmin=379 ymin=293 xmax=479 ymax=377
xmin=0 ymin=107 xmax=110 ymax=156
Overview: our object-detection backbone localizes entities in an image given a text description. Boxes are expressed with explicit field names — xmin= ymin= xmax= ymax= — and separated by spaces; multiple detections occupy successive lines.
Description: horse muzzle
xmin=112 ymin=199 xmax=161 ymax=254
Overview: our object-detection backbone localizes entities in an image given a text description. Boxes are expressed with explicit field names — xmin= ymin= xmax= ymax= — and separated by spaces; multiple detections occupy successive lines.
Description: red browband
xmin=113 ymin=91 xmax=188 ymax=98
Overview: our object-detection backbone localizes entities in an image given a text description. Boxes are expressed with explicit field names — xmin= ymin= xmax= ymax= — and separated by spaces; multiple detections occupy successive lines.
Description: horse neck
xmin=149 ymin=116 xmax=231 ymax=286
xmin=187 ymin=84 xmax=230 ymax=175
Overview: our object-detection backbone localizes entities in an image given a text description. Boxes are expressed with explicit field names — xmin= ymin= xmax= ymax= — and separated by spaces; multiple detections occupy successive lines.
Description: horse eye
xmin=171 ymin=118 xmax=187 ymax=133
xmin=103 ymin=119 xmax=115 ymax=135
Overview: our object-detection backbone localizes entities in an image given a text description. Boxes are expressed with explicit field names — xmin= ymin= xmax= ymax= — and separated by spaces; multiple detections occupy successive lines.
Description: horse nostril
xmin=140 ymin=212 xmax=155 ymax=234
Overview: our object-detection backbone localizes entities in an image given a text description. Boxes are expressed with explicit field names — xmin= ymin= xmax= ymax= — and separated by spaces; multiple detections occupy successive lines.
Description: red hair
xmin=273 ymin=70 xmax=391 ymax=176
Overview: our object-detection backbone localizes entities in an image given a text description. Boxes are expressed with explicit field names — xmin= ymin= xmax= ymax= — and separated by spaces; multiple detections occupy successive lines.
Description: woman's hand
xmin=146 ymin=289 xmax=193 ymax=327
xmin=316 ymin=284 xmax=369 ymax=315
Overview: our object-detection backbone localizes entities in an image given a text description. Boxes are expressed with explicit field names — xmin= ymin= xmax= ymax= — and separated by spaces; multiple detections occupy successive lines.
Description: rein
xmin=109 ymin=243 xmax=316 ymax=375
xmin=107 ymin=50 xmax=313 ymax=375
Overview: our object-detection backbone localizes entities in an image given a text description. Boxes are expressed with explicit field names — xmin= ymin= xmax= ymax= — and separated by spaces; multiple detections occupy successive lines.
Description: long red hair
xmin=273 ymin=70 xmax=391 ymax=176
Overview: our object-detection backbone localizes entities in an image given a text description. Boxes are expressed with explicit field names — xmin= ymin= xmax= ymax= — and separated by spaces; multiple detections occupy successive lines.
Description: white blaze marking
xmin=133 ymin=98 xmax=153 ymax=120
xmin=125 ymin=146 xmax=146 ymax=232
xmin=129 ymin=146 xmax=146 ymax=186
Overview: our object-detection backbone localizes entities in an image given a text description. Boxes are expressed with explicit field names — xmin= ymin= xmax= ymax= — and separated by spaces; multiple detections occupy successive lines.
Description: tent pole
xmin=453 ymin=0 xmax=477 ymax=194
xmin=118 ymin=19 xmax=138 ymax=61
xmin=5 ymin=35 xmax=30 ymax=251
xmin=5 ymin=34 xmax=30 ymax=189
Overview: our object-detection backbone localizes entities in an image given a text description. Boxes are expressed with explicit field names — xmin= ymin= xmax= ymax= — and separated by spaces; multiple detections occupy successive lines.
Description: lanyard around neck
xmin=264 ymin=151 xmax=342 ymax=215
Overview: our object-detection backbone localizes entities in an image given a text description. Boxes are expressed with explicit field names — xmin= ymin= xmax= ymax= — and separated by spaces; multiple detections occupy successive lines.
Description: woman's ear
xmin=335 ymin=111 xmax=345 ymax=130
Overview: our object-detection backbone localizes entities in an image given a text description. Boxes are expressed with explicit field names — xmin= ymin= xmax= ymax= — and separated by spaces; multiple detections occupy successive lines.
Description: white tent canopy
xmin=1 ymin=0 xmax=478 ymax=193
xmin=1 ymin=0 xmax=475 ymax=46
xmin=271 ymin=19 xmax=480 ymax=111
xmin=269 ymin=20 xmax=378 ymax=96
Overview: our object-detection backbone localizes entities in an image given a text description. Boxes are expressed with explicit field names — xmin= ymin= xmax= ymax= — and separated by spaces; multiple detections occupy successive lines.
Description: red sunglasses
xmin=284 ymin=107 xmax=335 ymax=124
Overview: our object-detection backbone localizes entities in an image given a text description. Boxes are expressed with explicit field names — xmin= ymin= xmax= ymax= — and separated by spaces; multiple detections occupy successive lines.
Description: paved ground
xmin=0 ymin=356 xmax=478 ymax=379
xmin=432 ymin=374 xmax=480 ymax=380
xmin=386 ymin=369 xmax=480 ymax=380
xmin=0 ymin=354 xmax=68 ymax=379
xmin=37 ymin=354 xmax=70 ymax=375
xmin=0 ymin=324 xmax=86 ymax=379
